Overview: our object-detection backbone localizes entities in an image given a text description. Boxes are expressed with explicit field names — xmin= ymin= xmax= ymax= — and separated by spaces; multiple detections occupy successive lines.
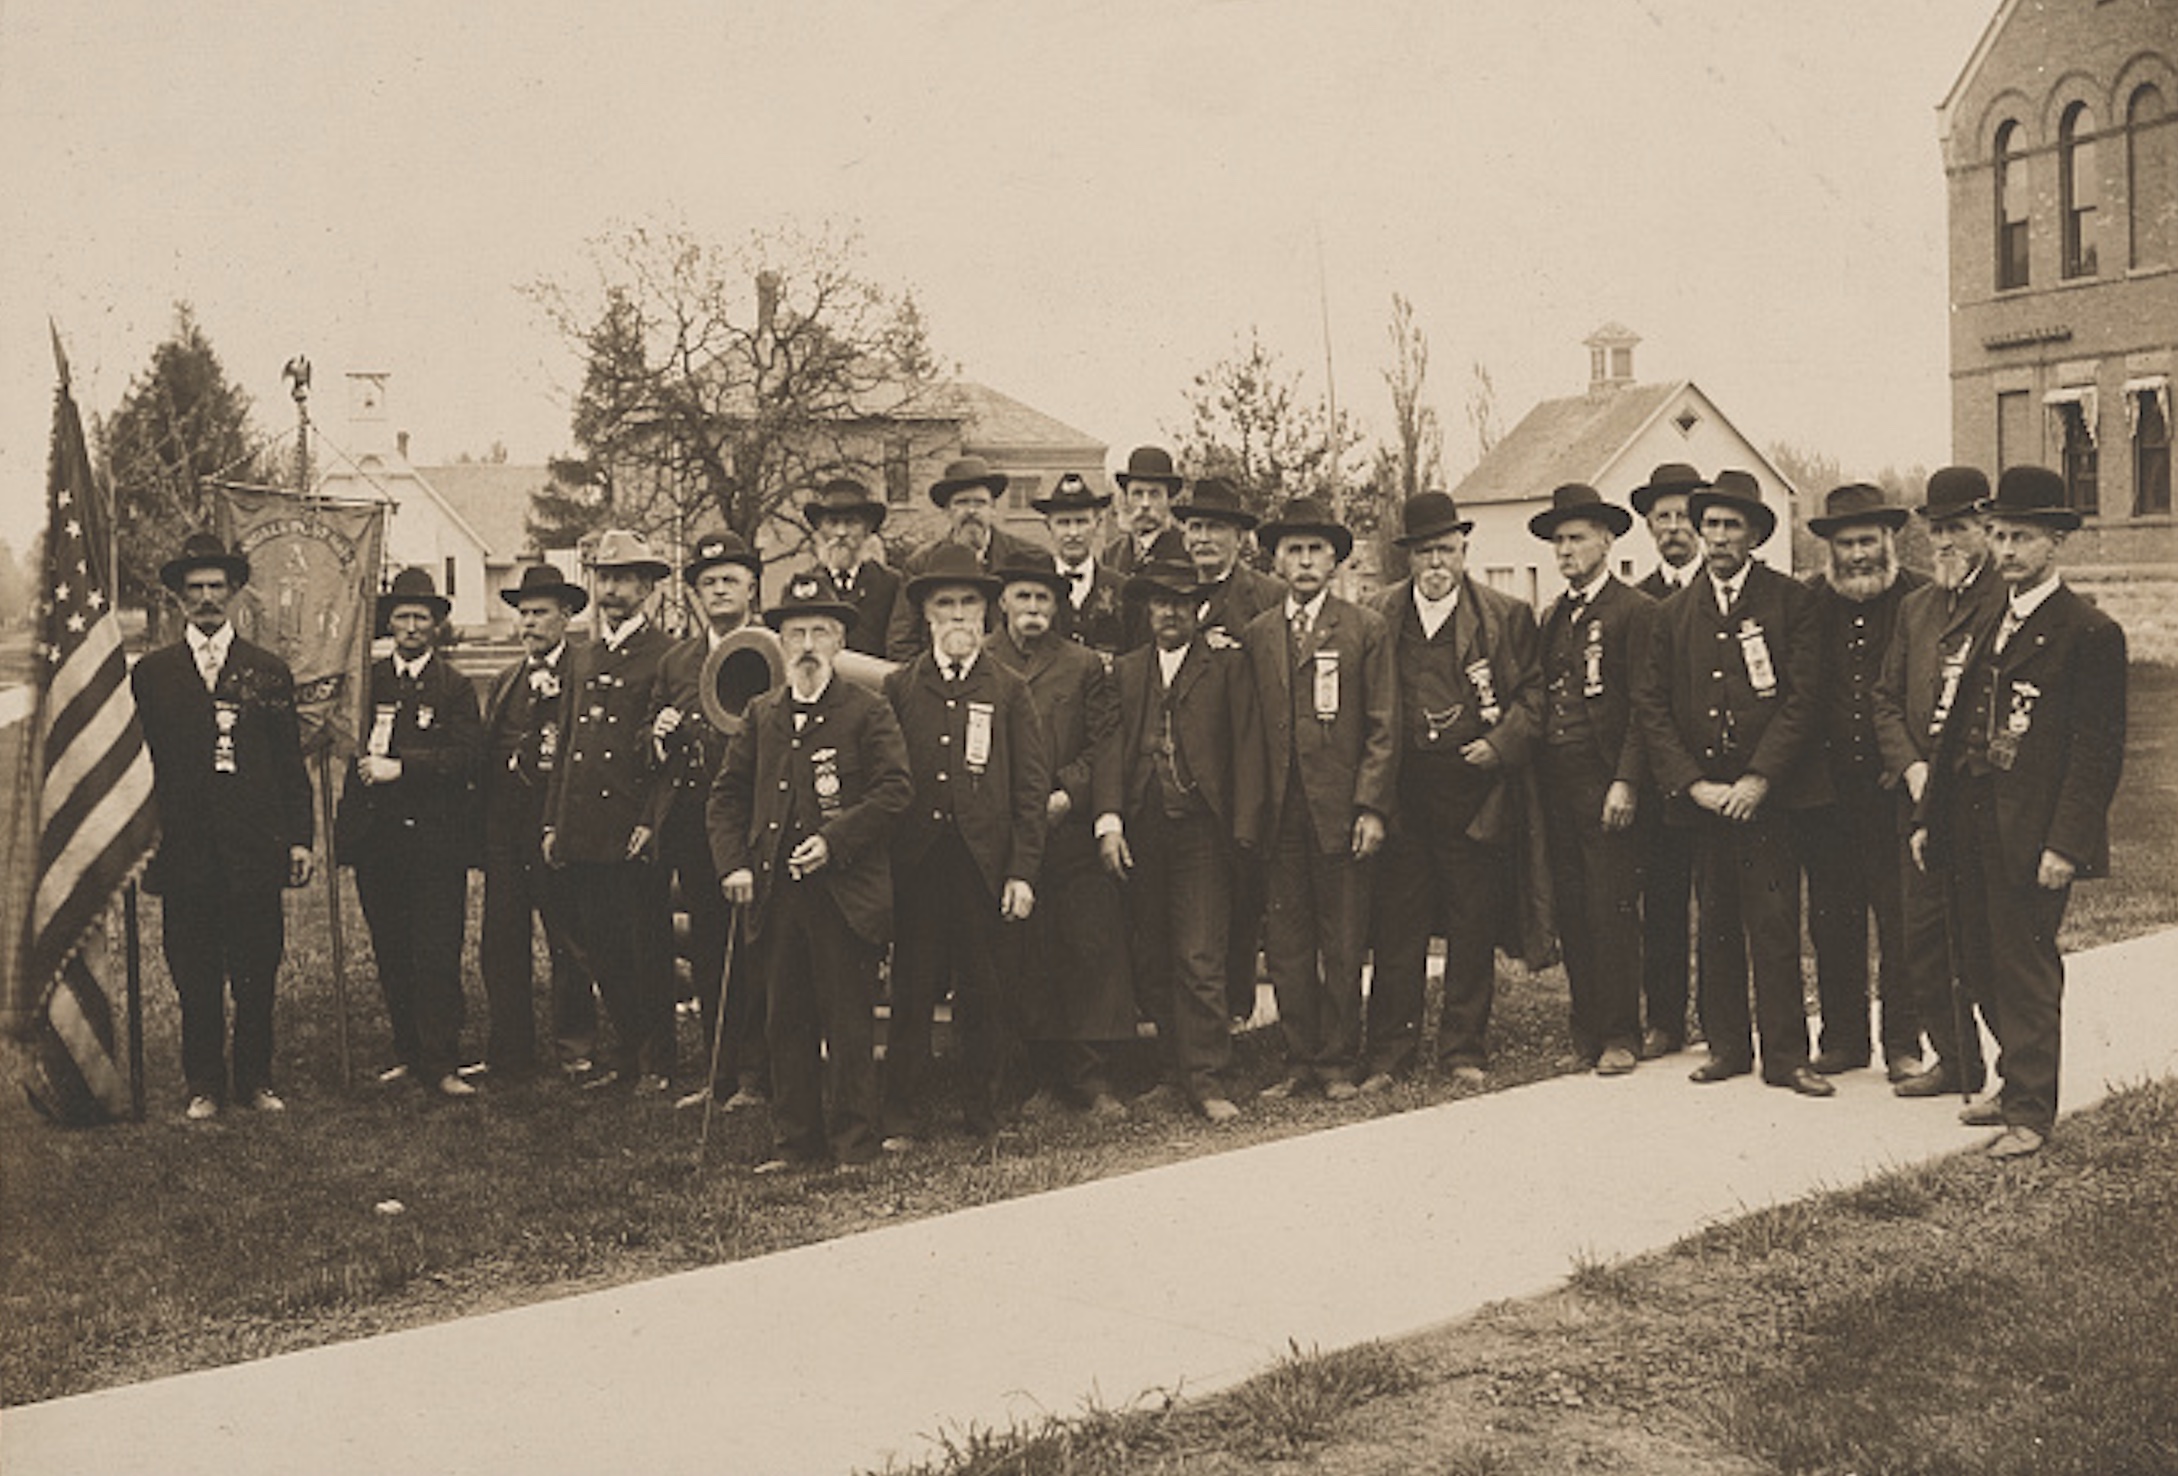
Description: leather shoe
xmin=1809 ymin=1049 xmax=1868 ymax=1076
xmin=1689 ymin=1057 xmax=1751 ymax=1084
xmin=1894 ymin=1067 xmax=1961 ymax=1099
xmin=1885 ymin=1054 xmax=1925 ymax=1084
xmin=1779 ymin=1067 xmax=1836 ymax=1098
xmin=1595 ymin=1047 xmax=1638 ymax=1077
xmin=1085 ymin=1092 xmax=1128 ymax=1120
xmin=1356 ymin=1072 xmax=1395 ymax=1096
xmin=1133 ymin=1083 xmax=1185 ymax=1111
xmin=184 ymin=1095 xmax=219 ymax=1121
xmin=1639 ymin=1029 xmax=1682 ymax=1060
xmin=1987 ymin=1125 xmax=2046 ymax=1160
xmin=1198 ymin=1096 xmax=1241 ymax=1123
xmin=434 ymin=1074 xmax=478 ymax=1100
xmin=1257 ymin=1074 xmax=1309 ymax=1101
xmin=1959 ymin=1098 xmax=2006 ymax=1127
xmin=1446 ymin=1064 xmax=1489 ymax=1089
xmin=1323 ymin=1079 xmax=1359 ymax=1102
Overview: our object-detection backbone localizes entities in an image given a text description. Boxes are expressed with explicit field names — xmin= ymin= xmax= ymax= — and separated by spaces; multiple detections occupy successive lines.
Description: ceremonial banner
xmin=215 ymin=487 xmax=385 ymax=757
xmin=7 ymin=338 xmax=159 ymax=1125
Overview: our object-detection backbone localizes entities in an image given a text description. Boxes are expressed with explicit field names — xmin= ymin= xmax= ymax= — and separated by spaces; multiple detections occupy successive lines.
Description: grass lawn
xmin=2 ymin=662 xmax=2171 ymax=1426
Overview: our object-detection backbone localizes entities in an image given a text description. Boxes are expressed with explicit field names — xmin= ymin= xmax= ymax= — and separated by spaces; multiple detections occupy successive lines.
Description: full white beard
xmin=1832 ymin=561 xmax=1898 ymax=603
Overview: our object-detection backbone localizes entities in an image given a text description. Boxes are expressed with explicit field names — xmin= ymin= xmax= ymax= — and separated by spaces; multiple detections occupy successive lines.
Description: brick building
xmin=1941 ymin=0 xmax=2177 ymax=568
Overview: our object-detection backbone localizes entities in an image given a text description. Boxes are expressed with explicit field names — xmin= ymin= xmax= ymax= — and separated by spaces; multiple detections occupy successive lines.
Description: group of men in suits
xmin=132 ymin=443 xmax=2124 ymax=1164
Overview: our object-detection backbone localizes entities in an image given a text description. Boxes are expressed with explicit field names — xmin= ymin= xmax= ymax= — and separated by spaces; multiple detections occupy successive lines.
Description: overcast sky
xmin=0 ymin=0 xmax=2001 ymax=553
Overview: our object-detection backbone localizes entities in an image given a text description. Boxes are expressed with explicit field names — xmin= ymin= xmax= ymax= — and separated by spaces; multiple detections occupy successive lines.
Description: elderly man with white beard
xmin=885 ymin=457 xmax=1042 ymax=663
xmin=1796 ymin=484 xmax=1928 ymax=1084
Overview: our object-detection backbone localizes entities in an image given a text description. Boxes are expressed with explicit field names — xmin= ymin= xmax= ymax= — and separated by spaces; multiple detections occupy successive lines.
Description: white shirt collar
xmin=601 ymin=613 xmax=646 ymax=651
xmin=1658 ymin=560 xmax=1694 ymax=590
xmin=1156 ymin=642 xmax=1189 ymax=687
xmin=1710 ymin=563 xmax=1749 ymax=611
xmin=1284 ymin=589 xmax=1329 ymax=625
xmin=186 ymin=623 xmax=234 ymax=658
xmin=1412 ymin=581 xmax=1458 ymax=638
xmin=535 ymin=641 xmax=566 ymax=669
xmin=1564 ymin=568 xmax=1610 ymax=607
xmin=2007 ymin=570 xmax=2062 ymax=622
xmin=394 ymin=652 xmax=431 ymax=681
xmin=940 ymin=648 xmax=980 ymax=680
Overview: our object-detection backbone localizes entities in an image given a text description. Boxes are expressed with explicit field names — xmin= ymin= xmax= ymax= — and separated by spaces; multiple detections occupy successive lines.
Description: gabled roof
xmin=1451 ymin=382 xmax=1685 ymax=505
xmin=950 ymin=380 xmax=1104 ymax=454
xmin=415 ymin=463 xmax=573 ymax=562
xmin=1937 ymin=0 xmax=2019 ymax=140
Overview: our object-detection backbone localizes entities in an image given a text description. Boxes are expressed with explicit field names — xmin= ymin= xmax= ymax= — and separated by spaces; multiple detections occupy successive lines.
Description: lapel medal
xmin=416 ymin=704 xmax=435 ymax=730
xmin=1989 ymin=680 xmax=2038 ymax=771
xmin=811 ymin=746 xmax=844 ymax=815
xmin=1312 ymin=650 xmax=1340 ymax=722
xmin=213 ymin=700 xmax=240 ymax=774
xmin=1466 ymin=658 xmax=1501 ymax=725
xmin=368 ymin=702 xmax=399 ymax=759
xmin=1929 ymin=632 xmax=1974 ymax=740
xmin=1737 ymin=619 xmax=1778 ymax=697
xmin=1583 ymin=620 xmax=1605 ymax=698
xmin=964 ymin=700 xmax=995 ymax=773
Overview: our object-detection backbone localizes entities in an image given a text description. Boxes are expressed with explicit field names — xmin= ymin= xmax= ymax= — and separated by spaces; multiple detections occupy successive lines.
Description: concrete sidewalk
xmin=6 ymin=928 xmax=2174 ymax=1476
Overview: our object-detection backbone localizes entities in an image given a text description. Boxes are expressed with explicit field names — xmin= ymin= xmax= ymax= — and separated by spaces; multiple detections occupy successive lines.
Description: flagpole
xmin=124 ymin=886 xmax=145 ymax=1121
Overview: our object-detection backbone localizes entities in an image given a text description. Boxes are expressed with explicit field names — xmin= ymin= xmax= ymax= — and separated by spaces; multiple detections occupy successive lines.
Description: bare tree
xmin=1381 ymin=293 xmax=1443 ymax=503
xmin=1464 ymin=360 xmax=1502 ymax=463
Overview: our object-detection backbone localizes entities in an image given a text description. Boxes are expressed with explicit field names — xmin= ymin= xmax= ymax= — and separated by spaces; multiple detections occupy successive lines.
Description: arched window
xmin=1995 ymin=121 xmax=2030 ymax=289
xmin=2060 ymin=103 xmax=2098 ymax=279
xmin=2130 ymin=84 xmax=2173 ymax=270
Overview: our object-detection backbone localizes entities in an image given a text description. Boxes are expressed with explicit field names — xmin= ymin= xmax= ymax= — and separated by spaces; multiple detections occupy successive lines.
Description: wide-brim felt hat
xmin=1030 ymin=471 xmax=1112 ymax=515
xmin=376 ymin=566 xmax=452 ymax=632
xmin=586 ymin=528 xmax=672 ymax=580
xmin=1686 ymin=469 xmax=1777 ymax=547
xmin=930 ymin=456 xmax=1009 ymax=508
xmin=1528 ymin=482 xmax=1631 ymax=540
xmin=682 ymin=531 xmax=763 ymax=585
xmin=1981 ymin=465 xmax=2082 ymax=531
xmin=992 ymin=552 xmax=1071 ymax=598
xmin=1124 ymin=557 xmax=1206 ymax=604
xmin=801 ymin=477 xmax=888 ymax=532
xmin=1170 ymin=475 xmax=1260 ymax=530
xmin=904 ymin=541 xmax=1005 ymax=607
xmin=1809 ymin=482 xmax=1909 ymax=538
xmin=159 ymin=532 xmax=250 ymax=593
xmin=1390 ymin=491 xmax=1472 ymax=548
xmin=1258 ymin=496 xmax=1356 ymax=562
xmin=1917 ymin=466 xmax=1991 ymax=522
xmin=500 ymin=563 xmax=589 ymax=614
xmin=762 ymin=569 xmax=859 ymax=633
xmin=1629 ymin=462 xmax=1709 ymax=516
xmin=1115 ymin=444 xmax=1184 ymax=489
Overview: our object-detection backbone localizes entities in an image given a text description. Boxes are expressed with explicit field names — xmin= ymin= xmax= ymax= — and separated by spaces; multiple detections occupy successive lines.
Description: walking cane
xmin=1938 ymin=866 xmax=1975 ymax=1105
xmin=697 ymin=901 xmax=741 ymax=1166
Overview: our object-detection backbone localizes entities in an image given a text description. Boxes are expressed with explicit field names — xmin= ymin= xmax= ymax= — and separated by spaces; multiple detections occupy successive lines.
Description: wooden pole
xmin=123 ymin=882 xmax=145 ymax=1122
xmin=317 ymin=748 xmax=354 ymax=1087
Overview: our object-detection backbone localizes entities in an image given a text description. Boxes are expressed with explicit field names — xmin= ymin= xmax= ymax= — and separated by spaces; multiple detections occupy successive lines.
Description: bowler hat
xmin=1808 ymin=483 xmax=1909 ymax=538
xmin=903 ymin=541 xmax=1004 ymax=607
xmin=586 ymin=528 xmax=672 ymax=580
xmin=1258 ymin=496 xmax=1356 ymax=563
xmin=1917 ymin=466 xmax=1991 ymax=522
xmin=1391 ymin=491 xmax=1473 ymax=548
xmin=1528 ymin=483 xmax=1632 ymax=540
xmin=1115 ymin=445 xmax=1183 ymax=490
xmin=930 ymin=456 xmax=1009 ymax=508
xmin=1030 ymin=471 xmax=1112 ymax=516
xmin=1629 ymin=462 xmax=1709 ymax=516
xmin=802 ymin=477 xmax=888 ymax=532
xmin=159 ymin=532 xmax=250 ymax=593
xmin=762 ymin=569 xmax=859 ymax=634
xmin=1124 ymin=557 xmax=1205 ymax=604
xmin=682 ymin=531 xmax=762 ymax=585
xmin=500 ymin=563 xmax=589 ymax=614
xmin=993 ymin=551 xmax=1071 ymax=598
xmin=1170 ymin=476 xmax=1260 ymax=530
xmin=376 ymin=566 xmax=451 ymax=633
xmin=1980 ymin=465 xmax=2082 ymax=531
xmin=1687 ymin=469 xmax=1777 ymax=547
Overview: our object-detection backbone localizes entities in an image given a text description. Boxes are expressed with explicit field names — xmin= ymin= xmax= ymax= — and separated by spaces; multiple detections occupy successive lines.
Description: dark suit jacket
xmin=808 ymin=560 xmax=901 ymax=660
xmin=1807 ymin=567 xmax=1927 ymax=787
xmin=1371 ymin=575 xmax=1544 ymax=770
xmin=884 ymin=526 xmax=1045 ymax=662
xmin=1635 ymin=566 xmax=1699 ymax=603
xmin=1112 ymin=638 xmax=1264 ymax=846
xmin=653 ymin=627 xmax=745 ymax=830
xmin=1932 ymin=582 xmax=2126 ymax=885
xmin=1538 ymin=574 xmax=1655 ymax=787
xmin=544 ymin=618 xmax=673 ymax=864
xmin=1196 ymin=562 xmax=1283 ymax=644
xmin=990 ymin=629 xmax=1122 ymax=823
xmin=1243 ymin=592 xmax=1399 ymax=855
xmin=1874 ymin=562 xmax=2006 ymax=781
xmin=333 ymin=652 xmax=483 ymax=862
xmin=883 ymin=649 xmax=1052 ymax=897
xmin=1633 ymin=563 xmax=1830 ymax=820
xmin=1055 ymin=560 xmax=1128 ymax=656
xmin=131 ymin=634 xmax=314 ymax=896
xmin=480 ymin=645 xmax=571 ymax=852
xmin=708 ymin=676 xmax=913 ymax=945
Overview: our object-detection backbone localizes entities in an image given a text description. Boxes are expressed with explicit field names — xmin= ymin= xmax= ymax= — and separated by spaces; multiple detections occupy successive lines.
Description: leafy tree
xmin=528 ymin=219 xmax=948 ymax=550
xmin=95 ymin=304 xmax=267 ymax=612
xmin=0 ymin=538 xmax=32 ymax=628
xmin=1171 ymin=328 xmax=1365 ymax=525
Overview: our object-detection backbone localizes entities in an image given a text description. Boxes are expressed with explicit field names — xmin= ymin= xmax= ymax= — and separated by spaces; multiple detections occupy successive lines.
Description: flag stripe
xmin=40 ymin=655 xmax=133 ymax=822
xmin=31 ymin=753 xmax=154 ymax=941
xmin=45 ymin=613 xmax=119 ymax=725
xmin=42 ymin=955 xmax=126 ymax=1122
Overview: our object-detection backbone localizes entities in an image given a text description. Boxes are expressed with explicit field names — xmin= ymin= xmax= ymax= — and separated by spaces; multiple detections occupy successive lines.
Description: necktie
xmin=196 ymin=641 xmax=221 ymax=692
xmin=1996 ymin=607 xmax=2022 ymax=653
xmin=1290 ymin=608 xmax=1312 ymax=647
xmin=946 ymin=662 xmax=962 ymax=684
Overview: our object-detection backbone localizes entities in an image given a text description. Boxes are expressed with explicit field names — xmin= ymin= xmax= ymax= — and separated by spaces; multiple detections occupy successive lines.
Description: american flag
xmin=12 ymin=333 xmax=159 ymax=1125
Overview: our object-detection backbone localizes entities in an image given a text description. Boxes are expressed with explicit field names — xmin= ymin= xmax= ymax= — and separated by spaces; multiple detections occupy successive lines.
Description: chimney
xmin=1583 ymin=322 xmax=1641 ymax=393
xmin=756 ymin=271 xmax=781 ymax=338
xmin=396 ymin=430 xmax=410 ymax=460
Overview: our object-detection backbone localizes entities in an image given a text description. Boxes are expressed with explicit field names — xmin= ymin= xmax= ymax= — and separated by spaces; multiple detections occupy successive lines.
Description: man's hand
xmin=1689 ymin=780 xmax=1732 ymax=815
xmin=787 ymin=834 xmax=830 ymax=879
xmin=1602 ymin=780 xmax=1637 ymax=832
xmin=1459 ymin=737 xmax=1501 ymax=770
xmin=1351 ymin=810 xmax=1386 ymax=860
xmin=1904 ymin=761 xmax=1930 ymax=805
xmin=2036 ymin=848 xmax=2077 ymax=891
xmin=1719 ymin=773 xmax=1769 ymax=823
xmin=359 ymin=754 xmax=402 ymax=785
xmin=541 ymin=827 xmax=561 ymax=868
xmin=625 ymin=824 xmax=655 ymax=863
xmin=1203 ymin=627 xmax=1242 ymax=651
xmin=651 ymin=705 xmax=684 ymax=741
xmin=286 ymin=845 xmax=314 ymax=888
xmin=1099 ymin=829 xmax=1133 ymax=880
xmin=1909 ymin=826 xmax=1930 ymax=874
xmin=1046 ymin=790 xmax=1072 ymax=823
xmin=720 ymin=868 xmax=755 ymax=905
xmin=1001 ymin=878 xmax=1035 ymax=922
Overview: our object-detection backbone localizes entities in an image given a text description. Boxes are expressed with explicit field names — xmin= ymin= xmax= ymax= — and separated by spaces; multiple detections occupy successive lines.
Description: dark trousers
xmin=1265 ymin=797 xmax=1372 ymax=1084
xmin=1539 ymin=746 xmax=1643 ymax=1061
xmin=160 ymin=876 xmax=284 ymax=1101
xmin=1950 ymin=775 xmax=2069 ymax=1132
xmin=1637 ymin=791 xmax=1696 ymax=1043
xmin=664 ymin=807 xmax=766 ymax=1095
xmin=563 ymin=858 xmax=676 ymax=1077
xmin=1692 ymin=809 xmax=1810 ymax=1080
xmin=1129 ymin=805 xmax=1233 ymax=1103
xmin=352 ymin=839 xmax=470 ymax=1083
xmin=762 ymin=879 xmax=880 ymax=1164
xmin=480 ymin=838 xmax=592 ymax=1076
xmin=1796 ymin=780 xmax=1918 ymax=1065
xmin=884 ymin=829 xmax=1015 ymax=1136
xmin=1224 ymin=851 xmax=1266 ymax=1021
xmin=1367 ymin=756 xmax=1498 ymax=1075
xmin=1897 ymin=829 xmax=1990 ymax=1089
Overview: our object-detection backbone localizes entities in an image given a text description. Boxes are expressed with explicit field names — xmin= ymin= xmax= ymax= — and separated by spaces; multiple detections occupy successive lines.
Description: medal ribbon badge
xmin=964 ymin=701 xmax=995 ymax=773
xmin=1312 ymin=650 xmax=1340 ymax=722
xmin=1466 ymin=659 xmax=1501 ymax=725
xmin=1582 ymin=620 xmax=1605 ymax=698
xmin=1736 ymin=619 xmax=1777 ymax=697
